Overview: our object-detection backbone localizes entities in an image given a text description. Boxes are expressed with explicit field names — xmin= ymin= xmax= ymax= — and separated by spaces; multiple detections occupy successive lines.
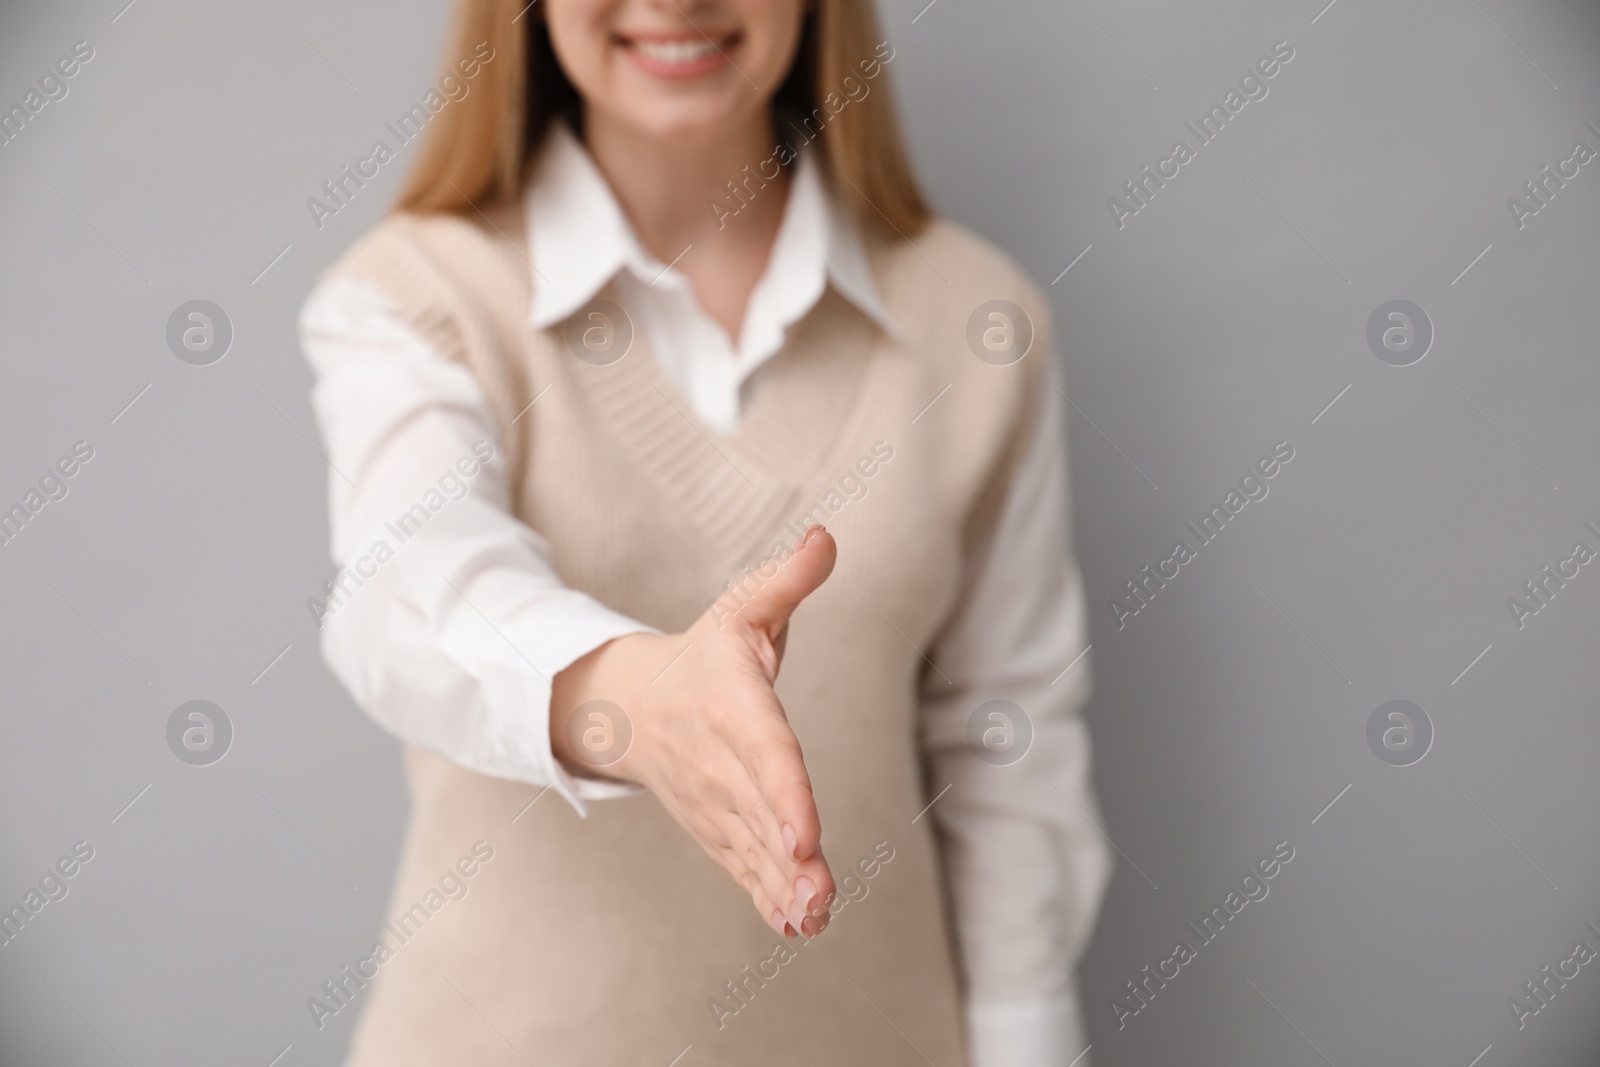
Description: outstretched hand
xmin=551 ymin=526 xmax=838 ymax=938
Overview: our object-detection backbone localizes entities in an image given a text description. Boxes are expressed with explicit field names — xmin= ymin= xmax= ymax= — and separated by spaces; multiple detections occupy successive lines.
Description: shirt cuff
xmin=966 ymin=988 xmax=1091 ymax=1067
xmin=439 ymin=590 xmax=655 ymax=816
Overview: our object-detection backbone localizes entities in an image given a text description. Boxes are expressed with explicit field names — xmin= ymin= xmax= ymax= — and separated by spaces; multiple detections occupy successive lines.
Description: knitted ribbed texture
xmin=329 ymin=200 xmax=1049 ymax=1067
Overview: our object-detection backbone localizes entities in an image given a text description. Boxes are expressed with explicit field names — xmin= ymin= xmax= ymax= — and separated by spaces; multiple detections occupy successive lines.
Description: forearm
xmin=549 ymin=630 xmax=673 ymax=775
xmin=928 ymin=715 xmax=1111 ymax=1066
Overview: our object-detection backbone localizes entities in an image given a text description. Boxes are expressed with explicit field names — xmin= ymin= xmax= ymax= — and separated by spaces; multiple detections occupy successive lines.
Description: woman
xmin=301 ymin=1 xmax=1110 ymax=1063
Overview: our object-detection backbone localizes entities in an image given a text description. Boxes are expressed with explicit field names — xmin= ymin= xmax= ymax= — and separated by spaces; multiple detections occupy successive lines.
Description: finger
xmin=655 ymin=758 xmax=801 ymax=939
xmin=789 ymin=849 xmax=837 ymax=937
xmin=728 ymin=692 xmax=823 ymax=867
xmin=732 ymin=839 xmax=827 ymax=940
xmin=721 ymin=705 xmax=837 ymax=935
xmin=718 ymin=806 xmax=802 ymax=934
xmin=693 ymin=743 xmax=803 ymax=925
xmin=670 ymin=801 xmax=793 ymax=938
xmin=732 ymin=862 xmax=797 ymax=939
xmin=724 ymin=751 xmax=804 ymax=879
xmin=654 ymin=781 xmax=738 ymax=872
xmin=729 ymin=525 xmax=837 ymax=644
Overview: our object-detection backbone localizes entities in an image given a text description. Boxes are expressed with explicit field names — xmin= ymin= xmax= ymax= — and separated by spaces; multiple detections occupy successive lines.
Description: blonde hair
xmin=392 ymin=0 xmax=928 ymax=235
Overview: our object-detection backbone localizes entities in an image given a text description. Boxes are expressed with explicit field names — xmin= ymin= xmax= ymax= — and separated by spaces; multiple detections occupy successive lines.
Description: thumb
xmin=717 ymin=525 xmax=836 ymax=641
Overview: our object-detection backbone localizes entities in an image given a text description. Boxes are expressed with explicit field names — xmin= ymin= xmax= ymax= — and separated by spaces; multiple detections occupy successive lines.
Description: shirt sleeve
xmin=919 ymin=358 xmax=1113 ymax=1067
xmin=300 ymin=273 xmax=653 ymax=814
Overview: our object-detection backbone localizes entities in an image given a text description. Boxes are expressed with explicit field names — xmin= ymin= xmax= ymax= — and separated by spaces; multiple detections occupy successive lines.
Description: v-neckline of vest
xmin=555 ymin=280 xmax=880 ymax=566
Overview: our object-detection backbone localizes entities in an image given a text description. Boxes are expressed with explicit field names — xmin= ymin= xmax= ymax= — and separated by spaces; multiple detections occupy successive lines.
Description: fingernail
xmin=801 ymin=524 xmax=825 ymax=547
xmin=781 ymin=823 xmax=799 ymax=859
xmin=788 ymin=876 xmax=817 ymax=930
xmin=769 ymin=908 xmax=788 ymax=937
xmin=801 ymin=914 xmax=823 ymax=937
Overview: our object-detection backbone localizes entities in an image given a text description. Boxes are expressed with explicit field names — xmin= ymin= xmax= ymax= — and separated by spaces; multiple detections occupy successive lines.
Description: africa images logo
xmin=1106 ymin=40 xmax=1295 ymax=229
xmin=1109 ymin=442 xmax=1294 ymax=630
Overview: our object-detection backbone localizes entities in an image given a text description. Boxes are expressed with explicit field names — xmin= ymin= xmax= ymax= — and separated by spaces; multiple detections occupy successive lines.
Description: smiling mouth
xmin=618 ymin=31 xmax=740 ymax=77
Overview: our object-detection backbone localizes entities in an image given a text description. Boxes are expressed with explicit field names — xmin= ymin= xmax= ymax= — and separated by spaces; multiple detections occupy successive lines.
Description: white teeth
xmin=633 ymin=38 xmax=719 ymax=64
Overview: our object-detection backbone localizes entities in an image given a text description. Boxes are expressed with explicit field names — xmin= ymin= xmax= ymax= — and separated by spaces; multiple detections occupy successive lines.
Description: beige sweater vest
xmin=330 ymin=197 xmax=1050 ymax=1067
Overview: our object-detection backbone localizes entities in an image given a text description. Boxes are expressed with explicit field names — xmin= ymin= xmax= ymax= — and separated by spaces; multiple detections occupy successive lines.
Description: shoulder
xmin=306 ymin=204 xmax=529 ymax=357
xmin=907 ymin=218 xmax=1047 ymax=298
xmin=866 ymin=216 xmax=1054 ymax=399
xmin=870 ymin=217 xmax=1049 ymax=315
xmin=867 ymin=216 xmax=1053 ymax=363
xmin=322 ymin=204 xmax=523 ymax=299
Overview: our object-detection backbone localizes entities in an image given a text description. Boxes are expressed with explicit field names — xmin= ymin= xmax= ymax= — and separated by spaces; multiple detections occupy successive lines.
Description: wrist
xmin=550 ymin=631 xmax=659 ymax=776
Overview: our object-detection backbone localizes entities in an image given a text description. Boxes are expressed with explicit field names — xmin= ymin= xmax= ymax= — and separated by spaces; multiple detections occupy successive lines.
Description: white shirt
xmin=301 ymin=123 xmax=1110 ymax=1067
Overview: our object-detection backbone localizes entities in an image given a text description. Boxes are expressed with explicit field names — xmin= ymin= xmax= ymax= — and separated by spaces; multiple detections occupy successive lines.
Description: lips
xmin=617 ymin=31 xmax=739 ymax=78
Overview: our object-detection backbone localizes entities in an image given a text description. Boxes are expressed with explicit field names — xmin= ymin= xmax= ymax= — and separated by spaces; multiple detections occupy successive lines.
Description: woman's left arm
xmin=919 ymin=361 xmax=1114 ymax=1067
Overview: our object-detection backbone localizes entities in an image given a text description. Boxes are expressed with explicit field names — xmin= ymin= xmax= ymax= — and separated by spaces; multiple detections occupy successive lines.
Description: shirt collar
xmin=524 ymin=122 xmax=898 ymax=341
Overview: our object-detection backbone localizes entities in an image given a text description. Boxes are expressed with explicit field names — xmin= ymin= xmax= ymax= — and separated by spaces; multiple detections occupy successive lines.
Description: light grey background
xmin=2 ymin=0 xmax=1598 ymax=1064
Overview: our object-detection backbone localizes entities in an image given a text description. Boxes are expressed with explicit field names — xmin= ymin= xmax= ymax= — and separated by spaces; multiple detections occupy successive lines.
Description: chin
xmin=611 ymin=97 xmax=759 ymax=144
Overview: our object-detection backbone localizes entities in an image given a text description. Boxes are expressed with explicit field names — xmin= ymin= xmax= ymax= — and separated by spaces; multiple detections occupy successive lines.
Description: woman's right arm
xmin=301 ymin=274 xmax=835 ymax=937
xmin=302 ymin=273 xmax=651 ymax=808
